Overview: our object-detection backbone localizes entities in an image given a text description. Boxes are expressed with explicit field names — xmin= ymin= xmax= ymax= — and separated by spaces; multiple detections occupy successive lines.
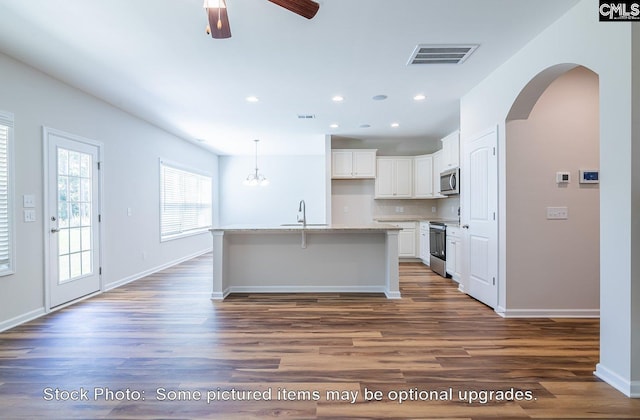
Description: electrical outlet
xmin=547 ymin=206 xmax=569 ymax=220
xmin=431 ymin=206 xmax=437 ymax=213
xmin=343 ymin=206 xmax=349 ymax=213
xmin=127 ymin=207 xmax=132 ymax=216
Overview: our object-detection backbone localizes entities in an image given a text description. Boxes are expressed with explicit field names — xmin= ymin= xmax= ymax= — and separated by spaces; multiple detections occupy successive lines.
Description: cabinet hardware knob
xmin=462 ymin=224 xmax=469 ymax=229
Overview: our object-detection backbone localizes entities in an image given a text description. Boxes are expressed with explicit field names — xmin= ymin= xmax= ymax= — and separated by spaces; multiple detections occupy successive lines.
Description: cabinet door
xmin=353 ymin=150 xmax=376 ymax=178
xmin=394 ymin=158 xmax=413 ymax=198
xmin=441 ymin=131 xmax=460 ymax=169
xmin=331 ymin=151 xmax=353 ymax=178
xmin=414 ymin=155 xmax=433 ymax=198
xmin=420 ymin=222 xmax=431 ymax=265
xmin=454 ymin=237 xmax=463 ymax=280
xmin=446 ymin=236 xmax=455 ymax=275
xmin=398 ymin=229 xmax=416 ymax=257
xmin=433 ymin=151 xmax=444 ymax=197
xmin=375 ymin=158 xmax=395 ymax=197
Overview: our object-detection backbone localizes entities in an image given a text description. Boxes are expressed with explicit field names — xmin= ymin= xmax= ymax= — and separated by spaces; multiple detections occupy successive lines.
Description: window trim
xmin=0 ymin=110 xmax=15 ymax=276
xmin=159 ymin=159 xmax=213 ymax=242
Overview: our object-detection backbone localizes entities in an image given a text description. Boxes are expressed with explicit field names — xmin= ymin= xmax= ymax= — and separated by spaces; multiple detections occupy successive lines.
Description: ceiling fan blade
xmin=267 ymin=0 xmax=319 ymax=19
xmin=207 ymin=3 xmax=231 ymax=39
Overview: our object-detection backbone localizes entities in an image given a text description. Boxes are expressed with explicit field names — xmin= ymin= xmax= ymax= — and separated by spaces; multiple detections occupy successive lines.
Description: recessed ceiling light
xmin=413 ymin=94 xmax=426 ymax=101
xmin=372 ymin=94 xmax=388 ymax=101
xmin=391 ymin=123 xmax=400 ymax=128
xmin=332 ymin=95 xmax=344 ymax=102
xmin=330 ymin=124 xmax=339 ymax=129
xmin=246 ymin=96 xmax=259 ymax=102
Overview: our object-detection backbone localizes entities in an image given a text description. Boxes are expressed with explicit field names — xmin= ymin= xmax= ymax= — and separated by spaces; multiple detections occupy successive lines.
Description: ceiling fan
xmin=204 ymin=0 xmax=320 ymax=39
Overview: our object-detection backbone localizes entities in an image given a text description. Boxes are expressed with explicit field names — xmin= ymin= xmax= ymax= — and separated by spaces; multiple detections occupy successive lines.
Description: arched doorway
xmin=503 ymin=64 xmax=600 ymax=316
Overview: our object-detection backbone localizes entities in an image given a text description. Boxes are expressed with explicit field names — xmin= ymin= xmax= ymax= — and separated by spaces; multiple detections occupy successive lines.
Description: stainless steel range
xmin=429 ymin=222 xmax=447 ymax=277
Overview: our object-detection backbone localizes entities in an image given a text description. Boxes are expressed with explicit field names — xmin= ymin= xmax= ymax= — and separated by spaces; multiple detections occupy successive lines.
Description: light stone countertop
xmin=374 ymin=215 xmax=458 ymax=224
xmin=210 ymin=223 xmax=401 ymax=233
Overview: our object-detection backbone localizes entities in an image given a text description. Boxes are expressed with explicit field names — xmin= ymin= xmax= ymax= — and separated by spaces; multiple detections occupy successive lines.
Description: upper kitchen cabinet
xmin=375 ymin=157 xmax=413 ymax=198
xmin=432 ymin=150 xmax=446 ymax=198
xmin=331 ymin=149 xmax=377 ymax=179
xmin=440 ymin=130 xmax=460 ymax=170
xmin=413 ymin=154 xmax=434 ymax=198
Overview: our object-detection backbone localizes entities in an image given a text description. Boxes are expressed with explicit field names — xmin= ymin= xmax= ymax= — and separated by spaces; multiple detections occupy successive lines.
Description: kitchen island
xmin=209 ymin=224 xmax=401 ymax=299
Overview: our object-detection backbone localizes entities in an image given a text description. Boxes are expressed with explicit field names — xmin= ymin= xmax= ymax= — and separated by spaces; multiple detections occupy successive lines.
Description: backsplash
xmin=373 ymin=200 xmax=437 ymax=219
xmin=435 ymin=196 xmax=461 ymax=220
xmin=331 ymin=179 xmax=461 ymax=224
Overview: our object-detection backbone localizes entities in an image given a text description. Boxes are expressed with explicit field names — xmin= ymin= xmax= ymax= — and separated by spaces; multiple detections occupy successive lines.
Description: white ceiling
xmin=0 ymin=0 xmax=579 ymax=156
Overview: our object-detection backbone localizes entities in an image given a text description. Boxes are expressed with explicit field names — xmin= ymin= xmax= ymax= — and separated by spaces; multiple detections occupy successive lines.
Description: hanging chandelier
xmin=244 ymin=139 xmax=269 ymax=186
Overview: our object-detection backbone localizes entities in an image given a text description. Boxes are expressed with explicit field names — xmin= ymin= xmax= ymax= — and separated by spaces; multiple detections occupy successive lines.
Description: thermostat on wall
xmin=556 ymin=171 xmax=570 ymax=184
xmin=579 ymin=169 xmax=599 ymax=184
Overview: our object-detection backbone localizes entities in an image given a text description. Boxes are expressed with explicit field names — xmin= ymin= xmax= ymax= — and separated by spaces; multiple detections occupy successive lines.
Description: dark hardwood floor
xmin=1 ymin=254 xmax=639 ymax=419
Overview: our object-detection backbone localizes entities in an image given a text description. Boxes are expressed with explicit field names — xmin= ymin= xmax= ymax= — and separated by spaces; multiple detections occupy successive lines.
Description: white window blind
xmin=160 ymin=162 xmax=212 ymax=240
xmin=0 ymin=111 xmax=14 ymax=275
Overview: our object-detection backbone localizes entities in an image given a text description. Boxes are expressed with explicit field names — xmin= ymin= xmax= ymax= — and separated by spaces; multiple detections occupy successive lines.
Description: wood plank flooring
xmin=1 ymin=254 xmax=639 ymax=419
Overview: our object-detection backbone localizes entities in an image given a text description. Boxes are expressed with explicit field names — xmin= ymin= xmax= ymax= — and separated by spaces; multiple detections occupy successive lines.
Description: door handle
xmin=50 ymin=228 xmax=60 ymax=233
xmin=462 ymin=224 xmax=469 ymax=229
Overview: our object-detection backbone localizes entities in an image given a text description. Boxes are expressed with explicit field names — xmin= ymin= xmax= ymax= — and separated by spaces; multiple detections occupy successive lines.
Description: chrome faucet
xmin=297 ymin=200 xmax=306 ymax=227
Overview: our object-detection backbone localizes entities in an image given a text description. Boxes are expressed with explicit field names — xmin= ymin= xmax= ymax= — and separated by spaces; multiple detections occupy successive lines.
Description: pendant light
xmin=244 ymin=139 xmax=269 ymax=186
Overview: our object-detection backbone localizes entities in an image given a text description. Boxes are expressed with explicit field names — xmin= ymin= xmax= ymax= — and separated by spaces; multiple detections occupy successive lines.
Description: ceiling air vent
xmin=297 ymin=114 xmax=316 ymax=119
xmin=407 ymin=44 xmax=479 ymax=65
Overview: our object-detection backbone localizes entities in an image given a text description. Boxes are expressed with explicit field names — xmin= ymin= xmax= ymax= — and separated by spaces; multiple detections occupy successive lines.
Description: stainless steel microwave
xmin=440 ymin=168 xmax=459 ymax=195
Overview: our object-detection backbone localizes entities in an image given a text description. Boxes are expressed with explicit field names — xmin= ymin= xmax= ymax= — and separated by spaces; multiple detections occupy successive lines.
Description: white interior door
xmin=46 ymin=128 xmax=102 ymax=308
xmin=461 ymin=127 xmax=498 ymax=308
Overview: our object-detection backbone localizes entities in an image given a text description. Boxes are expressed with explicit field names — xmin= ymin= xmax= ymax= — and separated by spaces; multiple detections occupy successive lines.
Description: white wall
xmin=0 ymin=52 xmax=218 ymax=329
xmin=460 ymin=0 xmax=638 ymax=396
xmin=218 ymin=155 xmax=326 ymax=226
xmin=505 ymin=66 xmax=599 ymax=314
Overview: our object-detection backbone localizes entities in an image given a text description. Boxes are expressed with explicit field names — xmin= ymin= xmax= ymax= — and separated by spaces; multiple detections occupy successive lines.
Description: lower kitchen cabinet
xmin=392 ymin=222 xmax=418 ymax=258
xmin=446 ymin=225 xmax=462 ymax=282
xmin=419 ymin=221 xmax=430 ymax=265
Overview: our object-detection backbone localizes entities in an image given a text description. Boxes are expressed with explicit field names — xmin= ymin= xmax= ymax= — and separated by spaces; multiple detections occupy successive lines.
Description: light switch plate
xmin=24 ymin=209 xmax=36 ymax=222
xmin=23 ymin=194 xmax=35 ymax=208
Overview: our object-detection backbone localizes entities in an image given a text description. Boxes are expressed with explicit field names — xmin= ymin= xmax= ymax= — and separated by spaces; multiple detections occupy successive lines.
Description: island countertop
xmin=209 ymin=223 xmax=401 ymax=233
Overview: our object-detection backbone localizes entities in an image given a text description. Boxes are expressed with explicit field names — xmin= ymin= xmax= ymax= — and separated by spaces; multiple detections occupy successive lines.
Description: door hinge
xmin=98 ymin=214 xmax=102 ymax=222
xmin=97 ymin=161 xmax=101 ymax=170
xmin=492 ymin=147 xmax=496 ymax=156
xmin=493 ymin=212 xmax=496 ymax=221
xmin=99 ymin=267 xmax=102 ymax=275
xmin=493 ymin=277 xmax=496 ymax=286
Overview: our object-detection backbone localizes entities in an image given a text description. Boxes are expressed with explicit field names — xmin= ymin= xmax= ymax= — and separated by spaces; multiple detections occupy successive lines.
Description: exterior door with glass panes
xmin=47 ymin=129 xmax=101 ymax=308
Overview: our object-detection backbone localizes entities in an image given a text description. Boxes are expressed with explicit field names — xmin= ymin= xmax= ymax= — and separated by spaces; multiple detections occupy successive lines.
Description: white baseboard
xmin=104 ymin=248 xmax=212 ymax=291
xmin=595 ymin=364 xmax=640 ymax=398
xmin=221 ymin=285 xmax=390 ymax=296
xmin=0 ymin=307 xmax=46 ymax=333
xmin=499 ymin=308 xmax=599 ymax=318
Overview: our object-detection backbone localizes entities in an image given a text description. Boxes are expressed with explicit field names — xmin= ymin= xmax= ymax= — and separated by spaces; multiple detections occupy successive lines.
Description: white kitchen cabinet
xmin=432 ymin=150 xmax=446 ymax=198
xmin=331 ymin=149 xmax=377 ymax=179
xmin=413 ymin=155 xmax=434 ymax=198
xmin=440 ymin=130 xmax=460 ymax=170
xmin=446 ymin=225 xmax=462 ymax=282
xmin=393 ymin=221 xmax=417 ymax=258
xmin=419 ymin=221 xmax=430 ymax=265
xmin=375 ymin=157 xmax=413 ymax=198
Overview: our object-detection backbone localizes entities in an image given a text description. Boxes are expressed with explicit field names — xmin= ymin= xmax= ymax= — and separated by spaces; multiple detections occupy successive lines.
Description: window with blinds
xmin=0 ymin=111 xmax=14 ymax=275
xmin=160 ymin=161 xmax=212 ymax=241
